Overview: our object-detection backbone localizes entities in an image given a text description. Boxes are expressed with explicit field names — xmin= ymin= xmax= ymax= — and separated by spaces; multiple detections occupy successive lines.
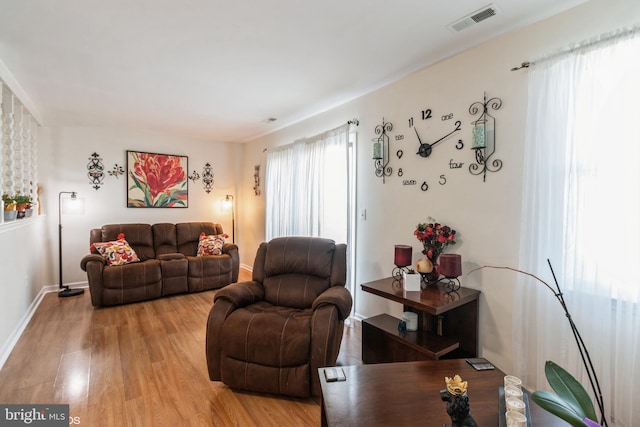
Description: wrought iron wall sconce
xmin=253 ymin=164 xmax=261 ymax=196
xmin=202 ymin=162 xmax=214 ymax=193
xmin=392 ymin=245 xmax=413 ymax=279
xmin=373 ymin=118 xmax=393 ymax=183
xmin=87 ymin=152 xmax=105 ymax=190
xmin=469 ymin=92 xmax=503 ymax=182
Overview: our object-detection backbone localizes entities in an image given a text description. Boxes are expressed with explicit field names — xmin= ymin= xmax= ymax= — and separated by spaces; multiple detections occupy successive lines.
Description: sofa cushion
xmin=197 ymin=232 xmax=228 ymax=256
xmin=220 ymin=301 xmax=312 ymax=367
xmin=262 ymin=237 xmax=335 ymax=308
xmin=91 ymin=233 xmax=140 ymax=266
xmin=99 ymin=224 xmax=156 ymax=261
xmin=176 ymin=222 xmax=224 ymax=256
xmin=152 ymin=223 xmax=178 ymax=255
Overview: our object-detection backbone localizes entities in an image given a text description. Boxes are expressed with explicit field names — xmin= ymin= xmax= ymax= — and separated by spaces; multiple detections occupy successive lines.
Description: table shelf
xmin=361 ymin=277 xmax=480 ymax=364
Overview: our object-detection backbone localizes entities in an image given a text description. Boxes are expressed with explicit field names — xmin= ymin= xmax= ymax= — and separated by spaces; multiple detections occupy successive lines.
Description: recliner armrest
xmin=222 ymin=243 xmax=238 ymax=254
xmin=214 ymin=280 xmax=264 ymax=307
xmin=312 ymin=286 xmax=353 ymax=320
xmin=80 ymin=254 xmax=106 ymax=271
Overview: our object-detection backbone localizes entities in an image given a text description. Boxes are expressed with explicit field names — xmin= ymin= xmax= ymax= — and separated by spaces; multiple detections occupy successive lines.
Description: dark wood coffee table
xmin=319 ymin=359 xmax=567 ymax=426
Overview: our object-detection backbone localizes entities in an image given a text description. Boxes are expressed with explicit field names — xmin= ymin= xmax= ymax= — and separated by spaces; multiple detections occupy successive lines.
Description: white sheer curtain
xmin=265 ymin=124 xmax=349 ymax=242
xmin=515 ymin=28 xmax=640 ymax=426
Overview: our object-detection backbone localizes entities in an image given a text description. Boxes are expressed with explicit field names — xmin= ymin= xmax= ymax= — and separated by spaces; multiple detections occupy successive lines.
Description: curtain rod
xmin=510 ymin=25 xmax=640 ymax=71
xmin=262 ymin=118 xmax=359 ymax=152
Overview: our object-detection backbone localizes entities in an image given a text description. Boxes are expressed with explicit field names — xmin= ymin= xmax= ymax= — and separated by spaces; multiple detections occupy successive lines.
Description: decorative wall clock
xmin=406 ymin=108 xmax=465 ymax=191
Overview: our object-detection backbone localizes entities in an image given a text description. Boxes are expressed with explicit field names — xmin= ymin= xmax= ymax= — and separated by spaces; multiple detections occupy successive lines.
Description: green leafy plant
xmin=2 ymin=193 xmax=16 ymax=210
xmin=14 ymin=193 xmax=33 ymax=207
xmin=531 ymin=361 xmax=600 ymax=427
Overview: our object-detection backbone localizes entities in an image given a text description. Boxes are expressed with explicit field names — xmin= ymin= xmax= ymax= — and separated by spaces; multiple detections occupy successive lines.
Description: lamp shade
xmin=394 ymin=245 xmax=412 ymax=267
xmin=439 ymin=254 xmax=462 ymax=278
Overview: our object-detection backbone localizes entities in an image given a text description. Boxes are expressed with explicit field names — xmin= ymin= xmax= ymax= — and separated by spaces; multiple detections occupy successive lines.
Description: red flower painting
xmin=127 ymin=151 xmax=188 ymax=207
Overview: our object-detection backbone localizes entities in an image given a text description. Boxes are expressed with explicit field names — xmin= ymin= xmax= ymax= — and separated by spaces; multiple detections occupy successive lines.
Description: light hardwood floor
xmin=0 ymin=270 xmax=362 ymax=426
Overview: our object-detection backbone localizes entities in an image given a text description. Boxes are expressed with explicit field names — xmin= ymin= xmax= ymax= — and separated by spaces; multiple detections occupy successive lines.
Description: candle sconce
xmin=421 ymin=253 xmax=462 ymax=292
xmin=392 ymin=244 xmax=412 ymax=279
xmin=373 ymin=118 xmax=393 ymax=183
xmin=469 ymin=92 xmax=503 ymax=182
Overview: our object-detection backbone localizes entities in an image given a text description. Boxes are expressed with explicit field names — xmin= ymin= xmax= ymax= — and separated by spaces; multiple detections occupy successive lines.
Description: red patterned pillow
xmin=90 ymin=233 xmax=141 ymax=266
xmin=196 ymin=232 xmax=228 ymax=256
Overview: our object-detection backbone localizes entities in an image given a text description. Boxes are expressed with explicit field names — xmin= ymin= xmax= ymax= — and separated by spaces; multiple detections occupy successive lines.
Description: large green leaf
xmin=531 ymin=390 xmax=588 ymax=427
xmin=545 ymin=361 xmax=598 ymax=422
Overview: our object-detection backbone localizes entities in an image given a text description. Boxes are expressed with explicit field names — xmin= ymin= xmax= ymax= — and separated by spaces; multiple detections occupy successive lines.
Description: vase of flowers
xmin=414 ymin=218 xmax=457 ymax=284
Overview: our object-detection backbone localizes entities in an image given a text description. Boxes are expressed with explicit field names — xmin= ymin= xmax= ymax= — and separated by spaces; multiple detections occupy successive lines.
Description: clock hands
xmin=414 ymin=128 xmax=432 ymax=157
xmin=431 ymin=127 xmax=460 ymax=148
xmin=415 ymin=121 xmax=462 ymax=158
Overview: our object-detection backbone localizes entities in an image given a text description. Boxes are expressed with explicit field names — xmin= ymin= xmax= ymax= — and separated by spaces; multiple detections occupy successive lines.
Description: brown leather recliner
xmin=206 ymin=236 xmax=352 ymax=397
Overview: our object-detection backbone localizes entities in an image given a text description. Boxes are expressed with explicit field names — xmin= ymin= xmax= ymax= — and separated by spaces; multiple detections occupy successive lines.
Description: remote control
xmin=324 ymin=367 xmax=346 ymax=382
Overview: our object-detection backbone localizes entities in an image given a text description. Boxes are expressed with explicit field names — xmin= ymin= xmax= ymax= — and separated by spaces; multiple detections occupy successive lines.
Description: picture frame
xmin=126 ymin=150 xmax=188 ymax=208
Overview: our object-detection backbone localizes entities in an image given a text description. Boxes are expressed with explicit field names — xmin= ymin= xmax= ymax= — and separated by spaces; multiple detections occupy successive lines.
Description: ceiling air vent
xmin=448 ymin=4 xmax=499 ymax=32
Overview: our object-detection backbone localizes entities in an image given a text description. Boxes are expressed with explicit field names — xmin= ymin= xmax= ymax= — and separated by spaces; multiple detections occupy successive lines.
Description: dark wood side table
xmin=319 ymin=360 xmax=568 ymax=426
xmin=361 ymin=277 xmax=480 ymax=363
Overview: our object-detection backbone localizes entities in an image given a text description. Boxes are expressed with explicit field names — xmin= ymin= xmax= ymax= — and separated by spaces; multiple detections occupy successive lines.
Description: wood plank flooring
xmin=0 ymin=270 xmax=362 ymax=426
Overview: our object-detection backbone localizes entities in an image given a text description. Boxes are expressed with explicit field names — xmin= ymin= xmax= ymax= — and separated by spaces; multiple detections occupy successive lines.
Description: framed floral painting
xmin=127 ymin=150 xmax=188 ymax=208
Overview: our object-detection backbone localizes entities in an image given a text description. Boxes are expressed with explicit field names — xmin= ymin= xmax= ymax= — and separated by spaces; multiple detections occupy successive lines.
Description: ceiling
xmin=0 ymin=0 xmax=587 ymax=143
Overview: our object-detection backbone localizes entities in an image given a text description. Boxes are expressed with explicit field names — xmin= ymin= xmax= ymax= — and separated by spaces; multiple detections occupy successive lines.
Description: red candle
xmin=439 ymin=254 xmax=462 ymax=278
xmin=394 ymin=245 xmax=412 ymax=267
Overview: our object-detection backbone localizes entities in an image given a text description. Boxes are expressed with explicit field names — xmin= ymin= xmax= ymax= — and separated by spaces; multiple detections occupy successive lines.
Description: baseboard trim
xmin=240 ymin=263 xmax=253 ymax=272
xmin=0 ymin=281 xmax=89 ymax=370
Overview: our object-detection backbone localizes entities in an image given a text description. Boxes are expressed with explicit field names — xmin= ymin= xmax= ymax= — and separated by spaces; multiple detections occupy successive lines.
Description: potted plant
xmin=2 ymin=193 xmax=17 ymax=222
xmin=14 ymin=193 xmax=33 ymax=219
xmin=531 ymin=361 xmax=602 ymax=427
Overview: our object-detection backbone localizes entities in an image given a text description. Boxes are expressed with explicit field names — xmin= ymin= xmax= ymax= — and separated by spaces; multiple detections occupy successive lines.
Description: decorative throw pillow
xmin=90 ymin=233 xmax=141 ymax=266
xmin=196 ymin=232 xmax=228 ymax=256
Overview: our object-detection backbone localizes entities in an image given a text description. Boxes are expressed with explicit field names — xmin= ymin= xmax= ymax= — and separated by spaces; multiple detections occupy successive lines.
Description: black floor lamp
xmin=225 ymin=194 xmax=235 ymax=244
xmin=58 ymin=191 xmax=84 ymax=298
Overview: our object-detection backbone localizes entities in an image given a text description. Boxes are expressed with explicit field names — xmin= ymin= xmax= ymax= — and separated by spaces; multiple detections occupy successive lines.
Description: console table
xmin=361 ymin=277 xmax=480 ymax=363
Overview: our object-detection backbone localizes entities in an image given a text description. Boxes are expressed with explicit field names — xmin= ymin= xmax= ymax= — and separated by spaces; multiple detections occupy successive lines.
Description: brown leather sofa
xmin=81 ymin=222 xmax=239 ymax=307
xmin=206 ymin=236 xmax=352 ymax=397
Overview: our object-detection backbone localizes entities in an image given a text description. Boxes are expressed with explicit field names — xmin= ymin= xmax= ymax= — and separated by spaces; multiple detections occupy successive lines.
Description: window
xmin=1 ymin=79 xmax=39 ymax=202
xmin=265 ymin=123 xmax=356 ymax=313
xmin=516 ymin=27 xmax=640 ymax=426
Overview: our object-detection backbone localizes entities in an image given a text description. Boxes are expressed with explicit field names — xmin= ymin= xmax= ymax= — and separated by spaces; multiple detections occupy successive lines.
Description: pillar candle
xmin=373 ymin=141 xmax=382 ymax=159
xmin=394 ymin=245 xmax=412 ymax=267
xmin=439 ymin=254 xmax=462 ymax=278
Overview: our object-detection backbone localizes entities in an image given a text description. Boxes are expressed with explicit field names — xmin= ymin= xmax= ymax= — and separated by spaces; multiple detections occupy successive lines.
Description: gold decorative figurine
xmin=440 ymin=375 xmax=478 ymax=427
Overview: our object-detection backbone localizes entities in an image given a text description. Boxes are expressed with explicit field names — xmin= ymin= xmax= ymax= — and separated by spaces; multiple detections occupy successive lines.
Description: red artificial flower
xmin=133 ymin=153 xmax=186 ymax=199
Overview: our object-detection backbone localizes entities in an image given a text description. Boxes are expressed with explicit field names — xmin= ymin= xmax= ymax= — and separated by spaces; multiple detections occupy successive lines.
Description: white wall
xmin=239 ymin=0 xmax=640 ymax=374
xmin=37 ymin=126 xmax=243 ymax=285
xmin=0 ymin=218 xmax=48 ymax=365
